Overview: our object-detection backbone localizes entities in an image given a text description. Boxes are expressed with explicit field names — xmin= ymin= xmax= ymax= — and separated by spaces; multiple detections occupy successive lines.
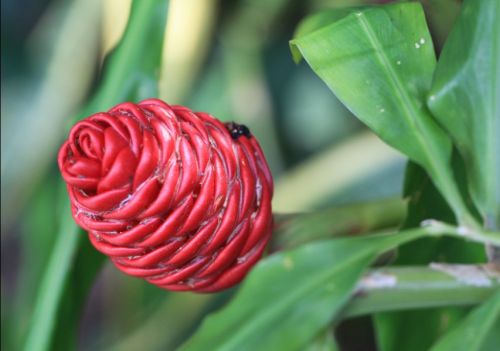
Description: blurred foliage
xmin=2 ymin=0 xmax=498 ymax=351
xmin=429 ymin=290 xmax=500 ymax=351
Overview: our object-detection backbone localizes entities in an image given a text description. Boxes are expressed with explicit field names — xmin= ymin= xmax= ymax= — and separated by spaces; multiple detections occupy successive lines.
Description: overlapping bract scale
xmin=58 ymin=99 xmax=273 ymax=292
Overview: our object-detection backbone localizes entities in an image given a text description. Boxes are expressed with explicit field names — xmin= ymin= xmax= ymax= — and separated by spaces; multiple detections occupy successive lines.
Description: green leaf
xmin=291 ymin=3 xmax=476 ymax=227
xmin=23 ymin=195 xmax=81 ymax=351
xmin=428 ymin=0 xmax=500 ymax=229
xmin=292 ymin=7 xmax=365 ymax=56
xmin=429 ymin=290 xmax=500 ymax=351
xmin=180 ymin=229 xmax=433 ymax=351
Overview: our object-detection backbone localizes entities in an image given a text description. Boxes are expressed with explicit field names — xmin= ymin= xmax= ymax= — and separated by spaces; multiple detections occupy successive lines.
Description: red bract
xmin=58 ymin=99 xmax=273 ymax=292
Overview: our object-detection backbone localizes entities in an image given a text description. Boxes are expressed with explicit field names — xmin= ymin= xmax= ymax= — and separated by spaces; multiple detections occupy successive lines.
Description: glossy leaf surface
xmin=291 ymin=3 xmax=473 ymax=226
xmin=428 ymin=0 xmax=500 ymax=229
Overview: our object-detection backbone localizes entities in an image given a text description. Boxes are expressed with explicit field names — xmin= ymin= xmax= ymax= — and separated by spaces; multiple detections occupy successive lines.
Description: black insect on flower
xmin=226 ymin=122 xmax=252 ymax=139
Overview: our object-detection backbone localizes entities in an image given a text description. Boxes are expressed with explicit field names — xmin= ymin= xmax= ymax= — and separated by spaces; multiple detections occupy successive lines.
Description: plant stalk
xmin=421 ymin=220 xmax=500 ymax=246
xmin=485 ymin=213 xmax=500 ymax=262
xmin=342 ymin=265 xmax=500 ymax=319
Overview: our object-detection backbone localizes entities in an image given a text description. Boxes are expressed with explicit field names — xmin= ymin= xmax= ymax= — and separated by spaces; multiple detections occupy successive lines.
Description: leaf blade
xmin=23 ymin=196 xmax=81 ymax=351
xmin=291 ymin=3 xmax=475 ymax=226
xmin=428 ymin=0 xmax=500 ymax=229
xmin=181 ymin=229 xmax=430 ymax=351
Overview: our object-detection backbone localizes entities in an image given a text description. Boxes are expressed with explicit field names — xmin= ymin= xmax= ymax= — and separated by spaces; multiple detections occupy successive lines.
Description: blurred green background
xmin=1 ymin=0 xmax=461 ymax=350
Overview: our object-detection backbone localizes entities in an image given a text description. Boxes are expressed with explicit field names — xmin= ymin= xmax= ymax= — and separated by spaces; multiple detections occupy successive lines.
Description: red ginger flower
xmin=58 ymin=99 xmax=273 ymax=292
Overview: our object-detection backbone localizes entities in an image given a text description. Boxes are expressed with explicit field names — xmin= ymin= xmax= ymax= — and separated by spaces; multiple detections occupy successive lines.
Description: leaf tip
xmin=289 ymin=40 xmax=303 ymax=64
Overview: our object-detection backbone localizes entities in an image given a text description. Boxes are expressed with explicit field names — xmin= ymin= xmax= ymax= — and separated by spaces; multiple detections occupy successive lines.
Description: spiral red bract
xmin=58 ymin=99 xmax=273 ymax=292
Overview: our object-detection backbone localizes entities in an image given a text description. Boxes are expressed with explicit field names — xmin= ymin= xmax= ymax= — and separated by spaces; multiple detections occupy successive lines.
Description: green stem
xmin=422 ymin=219 xmax=500 ymax=246
xmin=485 ymin=213 xmax=500 ymax=262
xmin=23 ymin=198 xmax=81 ymax=351
xmin=342 ymin=265 xmax=500 ymax=319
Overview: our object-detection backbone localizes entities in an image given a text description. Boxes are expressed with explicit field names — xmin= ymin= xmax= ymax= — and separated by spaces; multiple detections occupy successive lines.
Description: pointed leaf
xmin=291 ymin=3 xmax=475 ymax=226
xmin=291 ymin=7 xmax=363 ymax=61
xmin=181 ymin=229 xmax=431 ymax=351
xmin=428 ymin=0 xmax=500 ymax=228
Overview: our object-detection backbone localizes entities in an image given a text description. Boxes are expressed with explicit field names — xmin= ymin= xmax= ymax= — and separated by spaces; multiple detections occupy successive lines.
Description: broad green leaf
xmin=428 ymin=0 xmax=500 ymax=229
xmin=24 ymin=1 xmax=170 ymax=350
xmin=292 ymin=7 xmax=364 ymax=56
xmin=429 ymin=290 xmax=500 ymax=351
xmin=181 ymin=229 xmax=433 ymax=351
xmin=291 ymin=3 xmax=475 ymax=227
